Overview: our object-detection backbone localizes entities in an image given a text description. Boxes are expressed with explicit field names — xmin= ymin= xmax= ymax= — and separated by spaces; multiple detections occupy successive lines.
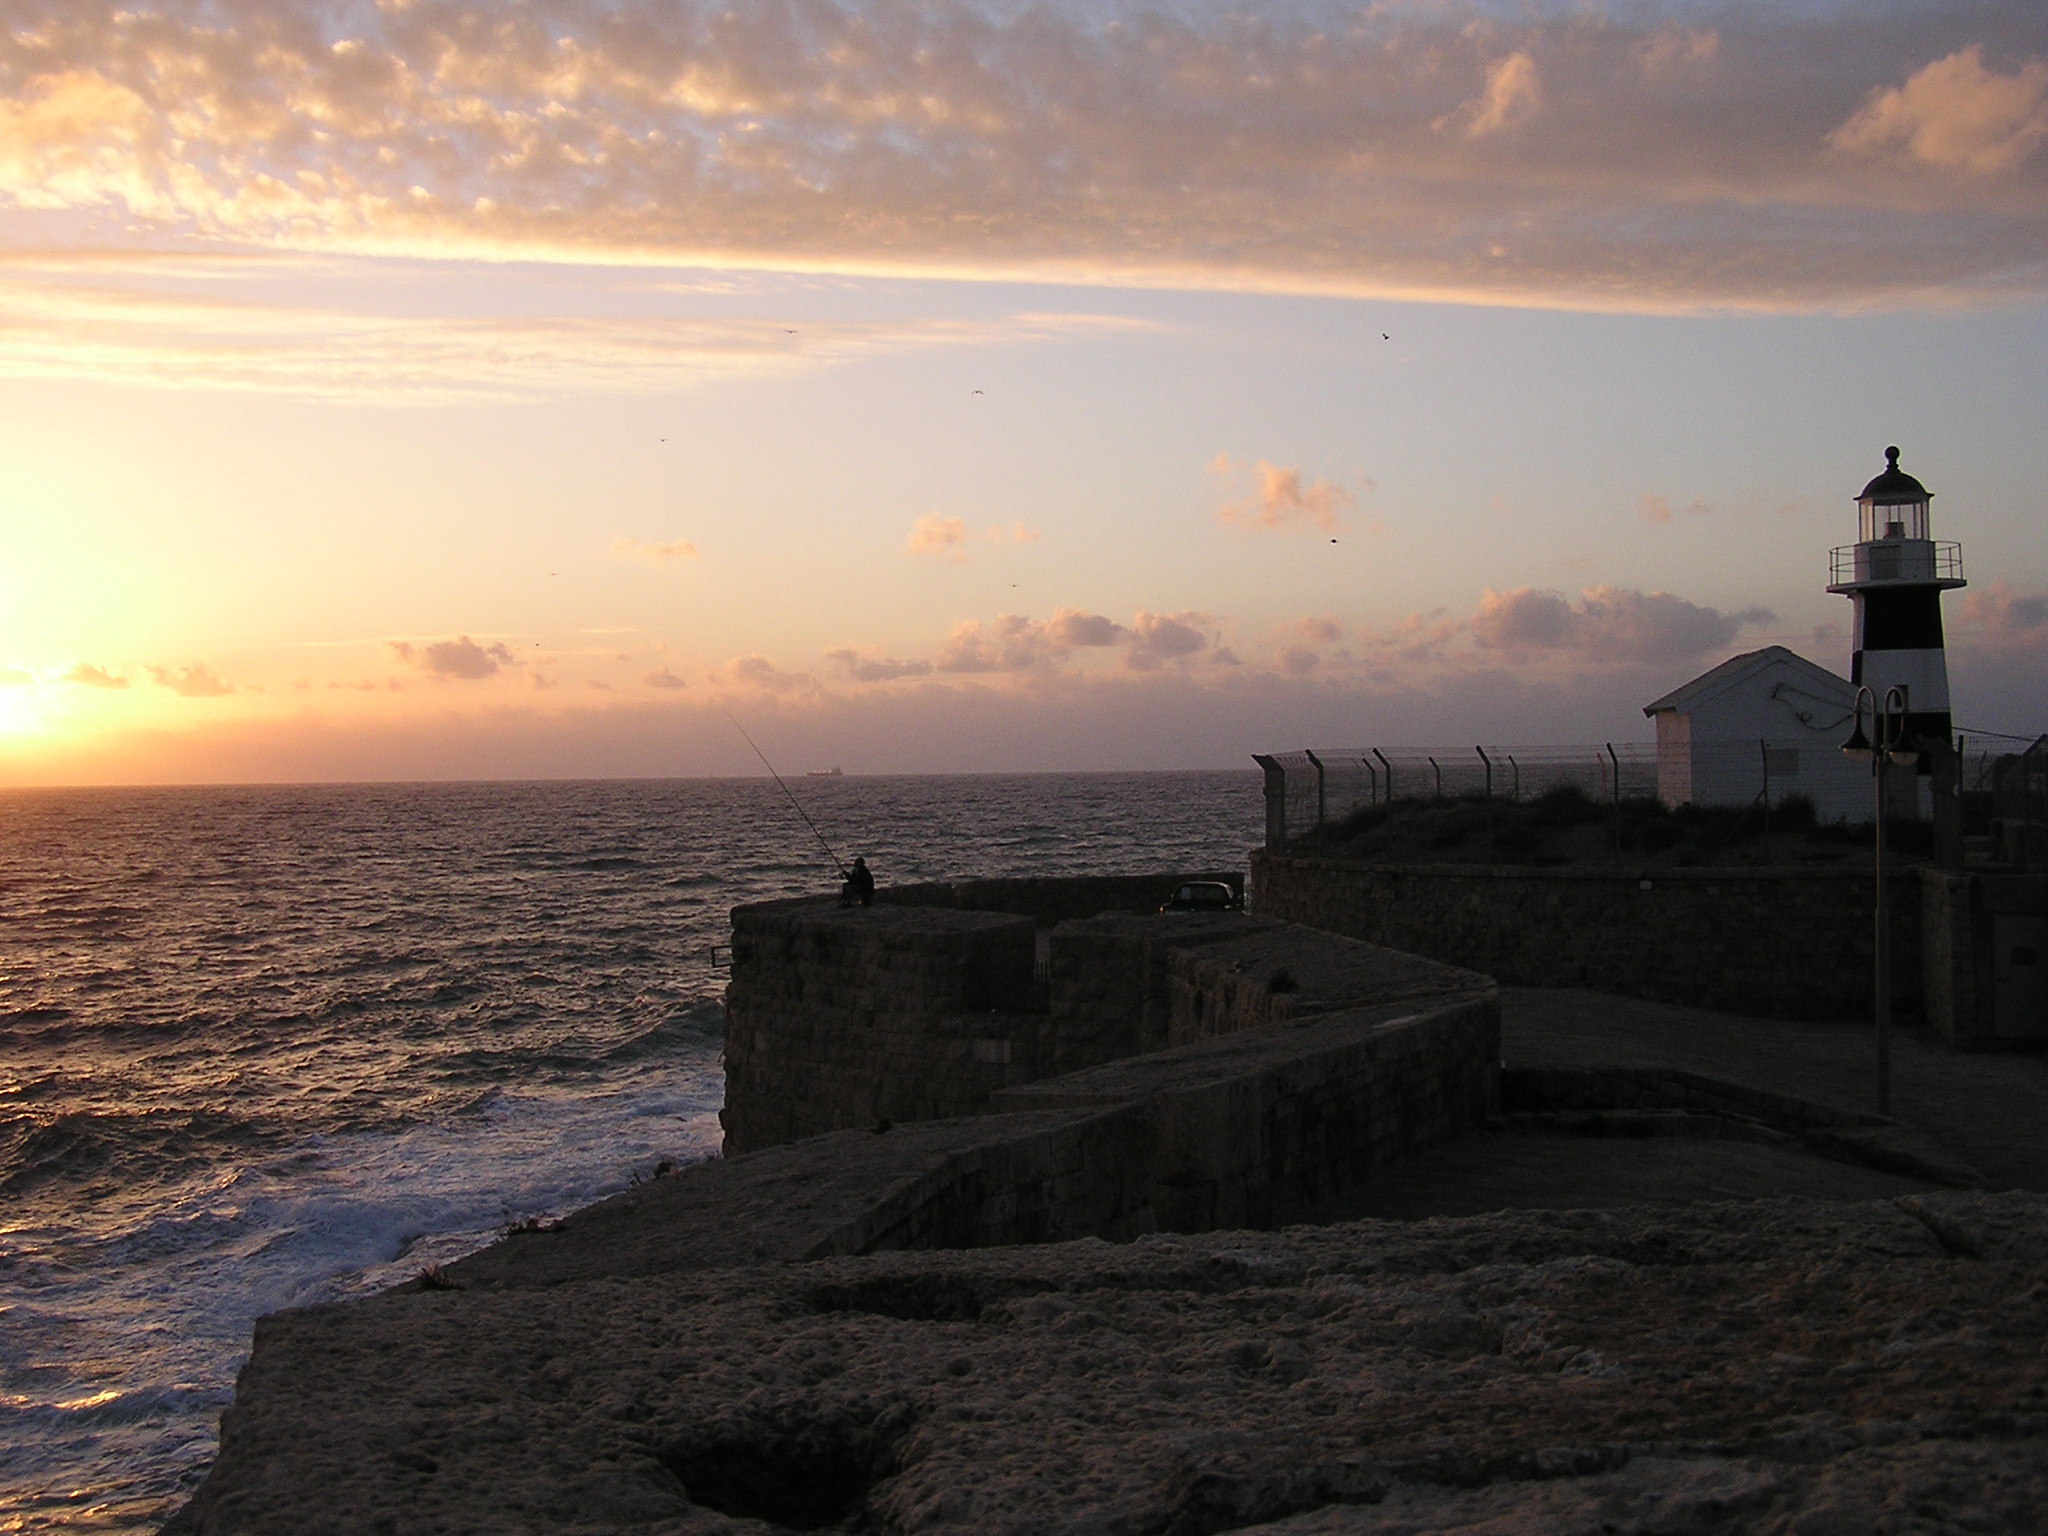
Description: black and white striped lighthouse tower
xmin=1826 ymin=446 xmax=1966 ymax=761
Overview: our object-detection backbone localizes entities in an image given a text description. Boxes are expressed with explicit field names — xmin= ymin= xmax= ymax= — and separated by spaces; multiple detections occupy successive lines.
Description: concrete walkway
xmin=1502 ymin=987 xmax=2048 ymax=1193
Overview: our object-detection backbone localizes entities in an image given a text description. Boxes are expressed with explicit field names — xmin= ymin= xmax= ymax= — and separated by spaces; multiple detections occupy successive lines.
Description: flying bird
xmin=972 ymin=389 xmax=984 ymax=395
xmin=1381 ymin=333 xmax=1390 ymax=340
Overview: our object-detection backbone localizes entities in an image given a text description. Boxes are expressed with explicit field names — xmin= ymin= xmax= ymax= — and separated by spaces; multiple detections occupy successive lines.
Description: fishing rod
xmin=724 ymin=711 xmax=850 ymax=877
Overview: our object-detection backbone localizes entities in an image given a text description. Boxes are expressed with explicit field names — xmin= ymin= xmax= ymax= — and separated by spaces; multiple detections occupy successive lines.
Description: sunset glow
xmin=2 ymin=0 xmax=2044 ymax=783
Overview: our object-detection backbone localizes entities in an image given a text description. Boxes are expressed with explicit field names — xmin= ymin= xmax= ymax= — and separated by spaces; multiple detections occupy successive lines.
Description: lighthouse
xmin=1826 ymin=446 xmax=1966 ymax=762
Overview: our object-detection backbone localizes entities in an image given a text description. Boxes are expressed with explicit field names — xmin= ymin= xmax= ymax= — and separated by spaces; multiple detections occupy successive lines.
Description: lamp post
xmin=1841 ymin=684 xmax=1916 ymax=1115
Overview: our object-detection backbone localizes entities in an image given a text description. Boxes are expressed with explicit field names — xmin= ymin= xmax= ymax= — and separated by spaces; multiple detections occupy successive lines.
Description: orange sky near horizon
xmin=1 ymin=0 xmax=2045 ymax=784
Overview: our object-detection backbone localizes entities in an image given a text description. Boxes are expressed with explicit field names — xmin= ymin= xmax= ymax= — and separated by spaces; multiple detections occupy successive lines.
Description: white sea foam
xmin=0 ymin=1059 xmax=724 ymax=1533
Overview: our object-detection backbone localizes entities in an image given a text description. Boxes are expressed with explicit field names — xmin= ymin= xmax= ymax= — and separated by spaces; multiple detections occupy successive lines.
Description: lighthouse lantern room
xmin=1826 ymin=446 xmax=1965 ymax=759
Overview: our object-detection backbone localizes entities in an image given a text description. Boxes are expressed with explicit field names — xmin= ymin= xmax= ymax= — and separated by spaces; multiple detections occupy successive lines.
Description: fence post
xmin=1508 ymin=754 xmax=1520 ymax=802
xmin=1252 ymin=754 xmax=1287 ymax=849
xmin=1373 ymin=748 xmax=1393 ymax=803
xmin=1606 ymin=743 xmax=1621 ymax=804
xmin=1758 ymin=738 xmax=1771 ymax=832
xmin=1363 ymin=754 xmax=1378 ymax=806
xmin=1427 ymin=755 xmax=1442 ymax=800
xmin=1304 ymin=749 xmax=1327 ymax=834
xmin=1477 ymin=746 xmax=1494 ymax=863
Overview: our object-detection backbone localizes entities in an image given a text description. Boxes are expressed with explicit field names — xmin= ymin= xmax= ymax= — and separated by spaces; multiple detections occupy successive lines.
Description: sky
xmin=0 ymin=0 xmax=2044 ymax=784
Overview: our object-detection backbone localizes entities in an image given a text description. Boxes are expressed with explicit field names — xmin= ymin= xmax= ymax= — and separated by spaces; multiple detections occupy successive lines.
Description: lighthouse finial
xmin=1885 ymin=445 xmax=1900 ymax=470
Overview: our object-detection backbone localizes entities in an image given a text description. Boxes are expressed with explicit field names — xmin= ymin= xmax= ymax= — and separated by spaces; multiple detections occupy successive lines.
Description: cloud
xmin=2 ymin=4 xmax=2045 ymax=311
xmin=63 ymin=662 xmax=127 ymax=688
xmin=1045 ymin=609 xmax=1125 ymax=648
xmin=390 ymin=636 xmax=513 ymax=680
xmin=936 ymin=614 xmax=1054 ymax=674
xmin=1127 ymin=611 xmax=1212 ymax=669
xmin=1960 ymin=582 xmax=2048 ymax=635
xmin=0 ymin=666 xmax=31 ymax=686
xmin=1637 ymin=493 xmax=1712 ymax=525
xmin=613 ymin=537 xmax=700 ymax=565
xmin=1472 ymin=586 xmax=1772 ymax=662
xmin=147 ymin=663 xmax=231 ymax=697
xmin=1448 ymin=53 xmax=1543 ymax=139
xmin=0 ymin=263 xmax=1154 ymax=400
xmin=825 ymin=648 xmax=932 ymax=682
xmin=1831 ymin=48 xmax=2048 ymax=177
xmin=642 ymin=668 xmax=690 ymax=690
xmin=710 ymin=654 xmax=814 ymax=693
xmin=906 ymin=515 xmax=970 ymax=561
xmin=1636 ymin=29 xmax=1720 ymax=78
xmin=1212 ymin=456 xmax=1356 ymax=535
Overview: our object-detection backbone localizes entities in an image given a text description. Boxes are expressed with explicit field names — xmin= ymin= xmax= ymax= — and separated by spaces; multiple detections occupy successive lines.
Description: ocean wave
xmin=0 ymin=1110 xmax=283 ymax=1199
xmin=0 ymin=1381 xmax=231 ymax=1429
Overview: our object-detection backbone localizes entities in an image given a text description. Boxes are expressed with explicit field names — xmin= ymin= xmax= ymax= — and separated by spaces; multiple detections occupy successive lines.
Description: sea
xmin=0 ymin=771 xmax=1261 ymax=1534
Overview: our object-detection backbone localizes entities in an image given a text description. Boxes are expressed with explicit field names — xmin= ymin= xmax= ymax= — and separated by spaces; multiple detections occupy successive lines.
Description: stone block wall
xmin=722 ymin=900 xmax=1039 ymax=1153
xmin=1249 ymin=853 xmax=1917 ymax=1022
xmin=1046 ymin=912 xmax=1272 ymax=1061
xmin=1167 ymin=925 xmax=1495 ymax=1045
xmin=878 ymin=872 xmax=1244 ymax=927
xmin=1922 ymin=871 xmax=2048 ymax=1048
xmin=805 ymin=1104 xmax=1163 ymax=1257
xmin=725 ymin=884 xmax=1266 ymax=1156
xmin=993 ymin=991 xmax=1500 ymax=1234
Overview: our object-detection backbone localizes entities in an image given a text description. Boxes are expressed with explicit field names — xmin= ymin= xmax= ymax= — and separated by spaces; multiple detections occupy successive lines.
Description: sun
xmin=0 ymin=685 xmax=55 ymax=742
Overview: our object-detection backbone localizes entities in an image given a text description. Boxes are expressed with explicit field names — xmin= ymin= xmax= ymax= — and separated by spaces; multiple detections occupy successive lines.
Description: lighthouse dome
xmin=1860 ymin=446 xmax=1930 ymax=505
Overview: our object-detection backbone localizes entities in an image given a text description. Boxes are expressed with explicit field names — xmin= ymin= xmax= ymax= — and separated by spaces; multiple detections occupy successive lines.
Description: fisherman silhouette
xmin=843 ymin=857 xmax=875 ymax=908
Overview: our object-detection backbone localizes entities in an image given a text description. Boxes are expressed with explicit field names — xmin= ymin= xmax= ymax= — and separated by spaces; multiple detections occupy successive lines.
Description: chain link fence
xmin=1255 ymin=731 xmax=2048 ymax=865
xmin=1964 ymin=731 xmax=2048 ymax=866
xmin=1253 ymin=744 xmax=1659 ymax=848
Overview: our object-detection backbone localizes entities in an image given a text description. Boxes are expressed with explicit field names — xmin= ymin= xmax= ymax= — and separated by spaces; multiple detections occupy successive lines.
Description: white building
xmin=1642 ymin=646 xmax=1872 ymax=822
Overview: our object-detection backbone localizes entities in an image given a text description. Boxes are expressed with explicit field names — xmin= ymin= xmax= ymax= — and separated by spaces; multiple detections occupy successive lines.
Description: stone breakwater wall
xmin=721 ymin=902 xmax=1043 ymax=1153
xmin=875 ymin=870 xmax=1245 ymax=927
xmin=1249 ymin=852 xmax=1921 ymax=1023
xmin=991 ymin=994 xmax=1499 ymax=1235
xmin=724 ymin=874 xmax=1254 ymax=1154
xmin=722 ymin=873 xmax=1497 ymax=1158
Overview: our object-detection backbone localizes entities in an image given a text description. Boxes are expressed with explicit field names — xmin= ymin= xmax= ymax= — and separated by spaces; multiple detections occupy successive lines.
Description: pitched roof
xmin=1641 ymin=645 xmax=1852 ymax=717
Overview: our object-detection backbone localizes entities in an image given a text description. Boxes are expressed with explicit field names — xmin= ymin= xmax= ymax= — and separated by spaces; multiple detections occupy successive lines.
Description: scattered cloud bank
xmin=1638 ymin=493 xmax=1713 ymax=526
xmin=905 ymin=515 xmax=1041 ymax=561
xmin=1830 ymin=47 xmax=2048 ymax=178
xmin=1959 ymin=581 xmax=2048 ymax=637
xmin=1212 ymin=455 xmax=1358 ymax=535
xmin=0 ymin=3 xmax=2041 ymax=310
xmin=0 ymin=266 xmax=1149 ymax=399
xmin=63 ymin=662 xmax=126 ymax=688
xmin=148 ymin=663 xmax=231 ymax=697
xmin=613 ymin=537 xmax=701 ymax=566
xmin=1471 ymin=586 xmax=1773 ymax=663
xmin=390 ymin=635 xmax=514 ymax=680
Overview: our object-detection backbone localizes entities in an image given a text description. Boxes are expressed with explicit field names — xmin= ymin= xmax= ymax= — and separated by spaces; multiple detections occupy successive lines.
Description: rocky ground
xmin=167 ymin=1190 xmax=2048 ymax=1536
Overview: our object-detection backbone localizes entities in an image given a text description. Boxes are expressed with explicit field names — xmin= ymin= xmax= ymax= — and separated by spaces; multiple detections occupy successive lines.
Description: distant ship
xmin=805 ymin=767 xmax=844 ymax=777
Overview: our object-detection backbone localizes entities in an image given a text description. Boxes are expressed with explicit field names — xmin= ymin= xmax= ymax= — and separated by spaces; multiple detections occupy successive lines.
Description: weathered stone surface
xmin=1249 ymin=854 xmax=1917 ymax=1023
xmin=166 ymin=1192 xmax=2048 ymax=1536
